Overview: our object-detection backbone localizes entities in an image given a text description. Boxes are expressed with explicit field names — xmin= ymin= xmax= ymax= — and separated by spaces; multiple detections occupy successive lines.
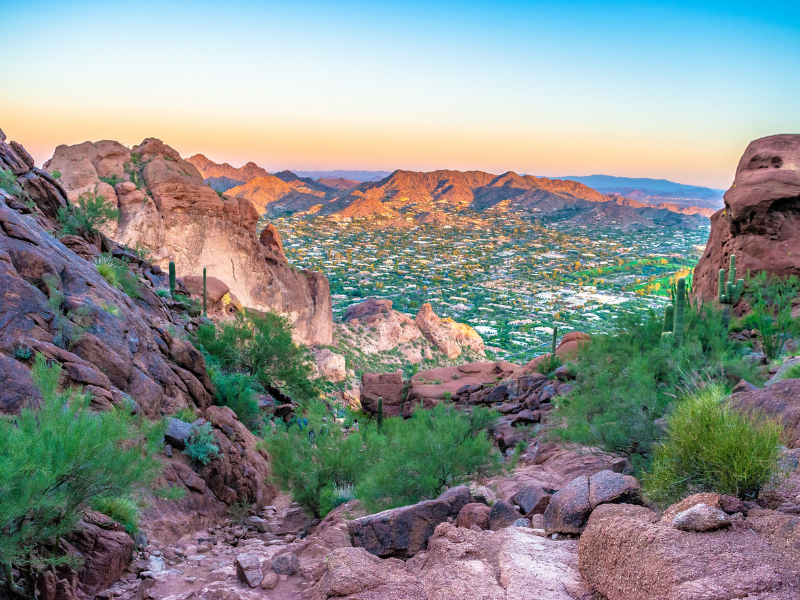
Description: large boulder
xmin=579 ymin=502 xmax=800 ymax=600
xmin=729 ymin=378 xmax=800 ymax=448
xmin=360 ymin=371 xmax=405 ymax=416
xmin=346 ymin=486 xmax=473 ymax=558
xmin=45 ymin=138 xmax=333 ymax=345
xmin=415 ymin=303 xmax=485 ymax=358
xmin=406 ymin=361 xmax=520 ymax=412
xmin=693 ymin=135 xmax=800 ymax=304
xmin=519 ymin=332 xmax=591 ymax=374
xmin=544 ymin=475 xmax=592 ymax=534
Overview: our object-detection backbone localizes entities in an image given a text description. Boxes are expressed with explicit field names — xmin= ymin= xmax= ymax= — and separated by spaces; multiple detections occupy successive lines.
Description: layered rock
xmin=415 ymin=302 xmax=485 ymax=358
xmin=343 ymin=298 xmax=422 ymax=353
xmin=45 ymin=138 xmax=333 ymax=345
xmin=693 ymin=134 xmax=800 ymax=303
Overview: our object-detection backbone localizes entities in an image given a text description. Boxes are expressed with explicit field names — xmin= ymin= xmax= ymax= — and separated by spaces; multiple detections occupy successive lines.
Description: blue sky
xmin=2 ymin=0 xmax=798 ymax=188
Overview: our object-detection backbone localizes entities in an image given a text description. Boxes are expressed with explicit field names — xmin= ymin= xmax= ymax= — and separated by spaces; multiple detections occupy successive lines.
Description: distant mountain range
xmin=292 ymin=170 xmax=391 ymax=182
xmin=554 ymin=174 xmax=725 ymax=209
xmin=187 ymin=155 xmax=713 ymax=229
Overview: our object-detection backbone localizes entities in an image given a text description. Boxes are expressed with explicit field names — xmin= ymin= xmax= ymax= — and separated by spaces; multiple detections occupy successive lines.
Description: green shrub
xmin=56 ymin=191 xmax=119 ymax=236
xmin=196 ymin=312 xmax=320 ymax=400
xmin=90 ymin=496 xmax=141 ymax=534
xmin=0 ymin=354 xmax=165 ymax=595
xmin=778 ymin=362 xmax=800 ymax=380
xmin=0 ymin=168 xmax=21 ymax=196
xmin=355 ymin=404 xmax=502 ymax=512
xmin=184 ymin=422 xmax=220 ymax=466
xmin=262 ymin=402 xmax=366 ymax=518
xmin=173 ymin=407 xmax=198 ymax=423
xmin=745 ymin=273 xmax=799 ymax=360
xmin=95 ymin=255 xmax=119 ymax=287
xmin=552 ymin=306 xmax=743 ymax=472
xmin=94 ymin=254 xmax=142 ymax=299
xmin=210 ymin=369 xmax=261 ymax=430
xmin=51 ymin=169 xmax=62 ymax=180
xmin=642 ymin=384 xmax=785 ymax=506
xmin=99 ymin=175 xmax=124 ymax=188
xmin=100 ymin=300 xmax=123 ymax=318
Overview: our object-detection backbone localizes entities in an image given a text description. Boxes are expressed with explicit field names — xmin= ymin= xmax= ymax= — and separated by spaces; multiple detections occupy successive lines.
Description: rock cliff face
xmin=693 ymin=134 xmax=800 ymax=303
xmin=44 ymin=139 xmax=333 ymax=345
xmin=415 ymin=302 xmax=485 ymax=359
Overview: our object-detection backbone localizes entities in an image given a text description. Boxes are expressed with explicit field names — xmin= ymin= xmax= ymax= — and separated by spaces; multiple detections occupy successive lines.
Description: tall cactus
xmin=662 ymin=304 xmax=674 ymax=334
xmin=377 ymin=397 xmax=384 ymax=432
xmin=718 ymin=254 xmax=744 ymax=328
xmin=661 ymin=278 xmax=686 ymax=346
xmin=169 ymin=261 xmax=176 ymax=295
xmin=673 ymin=277 xmax=685 ymax=347
xmin=202 ymin=268 xmax=208 ymax=317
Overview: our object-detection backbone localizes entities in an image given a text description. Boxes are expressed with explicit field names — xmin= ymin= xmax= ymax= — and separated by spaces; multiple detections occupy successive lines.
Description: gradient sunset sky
xmin=4 ymin=0 xmax=799 ymax=188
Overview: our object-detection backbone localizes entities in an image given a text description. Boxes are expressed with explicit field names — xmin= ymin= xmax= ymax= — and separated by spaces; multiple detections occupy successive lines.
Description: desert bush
xmin=56 ymin=191 xmax=119 ymax=236
xmin=173 ymin=407 xmax=198 ymax=423
xmin=0 ymin=168 xmax=21 ymax=196
xmin=0 ymin=354 xmax=165 ymax=595
xmin=744 ymin=272 xmax=799 ymax=360
xmin=552 ymin=306 xmax=747 ymax=472
xmin=89 ymin=496 xmax=141 ymax=534
xmin=355 ymin=404 xmax=502 ymax=512
xmin=210 ymin=369 xmax=261 ymax=430
xmin=262 ymin=402 xmax=366 ymax=518
xmin=94 ymin=254 xmax=142 ymax=299
xmin=184 ymin=422 xmax=220 ymax=466
xmin=642 ymin=384 xmax=785 ymax=506
xmin=196 ymin=312 xmax=320 ymax=400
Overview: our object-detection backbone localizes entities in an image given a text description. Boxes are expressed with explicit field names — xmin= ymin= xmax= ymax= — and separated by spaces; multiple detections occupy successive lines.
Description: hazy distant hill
xmin=555 ymin=174 xmax=725 ymax=209
xmin=293 ymin=169 xmax=391 ymax=182
xmin=188 ymin=154 xmax=270 ymax=191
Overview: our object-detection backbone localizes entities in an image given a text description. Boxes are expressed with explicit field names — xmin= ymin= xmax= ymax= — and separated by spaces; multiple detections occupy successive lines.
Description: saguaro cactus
xmin=661 ymin=278 xmax=686 ymax=346
xmin=718 ymin=254 xmax=744 ymax=328
xmin=169 ymin=261 xmax=176 ymax=295
xmin=202 ymin=268 xmax=208 ymax=317
xmin=662 ymin=304 xmax=674 ymax=334
xmin=377 ymin=397 xmax=384 ymax=432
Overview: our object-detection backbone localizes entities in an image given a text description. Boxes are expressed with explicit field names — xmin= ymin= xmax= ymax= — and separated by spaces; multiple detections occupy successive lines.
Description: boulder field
xmin=44 ymin=138 xmax=333 ymax=345
xmin=693 ymin=134 xmax=800 ymax=304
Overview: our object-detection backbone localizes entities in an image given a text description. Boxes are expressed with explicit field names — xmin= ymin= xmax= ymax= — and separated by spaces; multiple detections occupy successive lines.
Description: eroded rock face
xmin=45 ymin=138 xmax=333 ymax=345
xmin=415 ymin=303 xmax=485 ymax=358
xmin=579 ymin=502 xmax=800 ymax=600
xmin=693 ymin=134 xmax=800 ymax=303
xmin=360 ymin=371 xmax=405 ymax=416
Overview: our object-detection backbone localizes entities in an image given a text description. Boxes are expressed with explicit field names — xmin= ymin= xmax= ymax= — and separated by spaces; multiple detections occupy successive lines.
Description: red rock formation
xmin=693 ymin=134 xmax=800 ymax=303
xmin=414 ymin=303 xmax=485 ymax=359
xmin=259 ymin=223 xmax=287 ymax=262
xmin=45 ymin=138 xmax=333 ymax=345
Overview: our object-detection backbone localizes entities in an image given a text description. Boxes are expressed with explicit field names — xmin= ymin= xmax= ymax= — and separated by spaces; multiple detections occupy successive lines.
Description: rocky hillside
xmin=45 ymin=139 xmax=333 ymax=345
xmin=693 ymin=134 xmax=800 ymax=303
xmin=0 ymin=129 xmax=280 ymax=595
xmin=187 ymin=153 xmax=270 ymax=191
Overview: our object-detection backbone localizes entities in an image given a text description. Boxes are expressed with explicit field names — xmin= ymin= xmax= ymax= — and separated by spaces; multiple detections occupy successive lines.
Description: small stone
xmin=673 ymin=503 xmax=732 ymax=532
xmin=184 ymin=577 xmax=196 ymax=583
xmin=511 ymin=518 xmax=531 ymax=527
xmin=489 ymin=499 xmax=521 ymax=530
xmin=260 ymin=572 xmax=279 ymax=590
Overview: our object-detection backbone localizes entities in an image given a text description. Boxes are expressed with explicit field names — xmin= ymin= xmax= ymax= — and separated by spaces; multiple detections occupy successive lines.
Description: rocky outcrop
xmin=729 ymin=378 xmax=800 ymax=448
xmin=578 ymin=502 xmax=800 ymax=600
xmin=315 ymin=522 xmax=586 ymax=600
xmin=415 ymin=303 xmax=485 ymax=358
xmin=519 ymin=331 xmax=591 ymax=374
xmin=342 ymin=298 xmax=423 ymax=353
xmin=346 ymin=486 xmax=473 ymax=558
xmin=360 ymin=371 xmax=405 ymax=416
xmin=45 ymin=138 xmax=333 ymax=345
xmin=693 ymin=134 xmax=800 ymax=303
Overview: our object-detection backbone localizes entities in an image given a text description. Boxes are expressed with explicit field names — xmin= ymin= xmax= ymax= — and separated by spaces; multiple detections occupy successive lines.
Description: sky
xmin=2 ymin=0 xmax=799 ymax=189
